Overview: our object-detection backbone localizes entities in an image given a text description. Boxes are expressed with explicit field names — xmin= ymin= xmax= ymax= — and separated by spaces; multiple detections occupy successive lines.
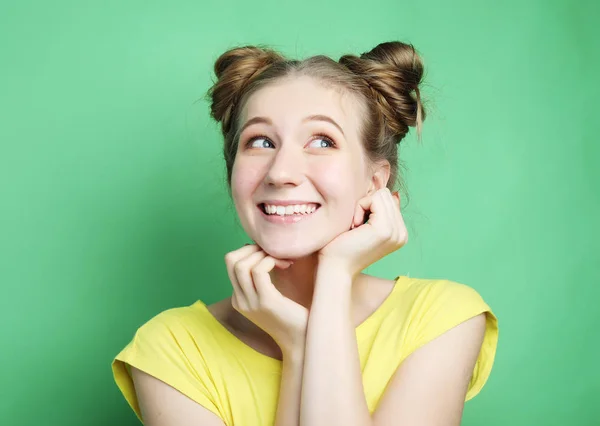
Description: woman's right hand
xmin=224 ymin=244 xmax=309 ymax=356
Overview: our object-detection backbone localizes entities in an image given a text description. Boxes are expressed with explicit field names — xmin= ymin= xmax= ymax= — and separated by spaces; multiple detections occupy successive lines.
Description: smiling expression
xmin=230 ymin=75 xmax=383 ymax=259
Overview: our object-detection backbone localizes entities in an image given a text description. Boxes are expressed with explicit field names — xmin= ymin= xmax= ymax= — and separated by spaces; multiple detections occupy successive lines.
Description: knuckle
xmin=251 ymin=262 xmax=266 ymax=277
xmin=376 ymin=226 xmax=393 ymax=240
xmin=224 ymin=252 xmax=236 ymax=265
xmin=250 ymin=268 xmax=261 ymax=280
xmin=253 ymin=258 xmax=271 ymax=274
xmin=233 ymin=261 xmax=246 ymax=276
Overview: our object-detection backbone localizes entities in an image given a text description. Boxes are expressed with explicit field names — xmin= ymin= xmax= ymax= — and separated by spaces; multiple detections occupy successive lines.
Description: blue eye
xmin=308 ymin=136 xmax=335 ymax=148
xmin=248 ymin=137 xmax=274 ymax=149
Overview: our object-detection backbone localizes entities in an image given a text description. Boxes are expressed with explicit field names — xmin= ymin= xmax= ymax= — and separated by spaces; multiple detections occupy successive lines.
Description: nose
xmin=264 ymin=144 xmax=304 ymax=187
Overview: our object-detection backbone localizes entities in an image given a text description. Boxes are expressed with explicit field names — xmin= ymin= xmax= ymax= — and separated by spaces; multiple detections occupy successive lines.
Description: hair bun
xmin=339 ymin=41 xmax=425 ymax=140
xmin=207 ymin=46 xmax=284 ymax=135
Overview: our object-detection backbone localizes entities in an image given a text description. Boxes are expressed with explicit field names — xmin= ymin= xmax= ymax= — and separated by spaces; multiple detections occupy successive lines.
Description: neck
xmin=225 ymin=253 xmax=373 ymax=350
xmin=269 ymin=252 xmax=320 ymax=310
xmin=226 ymin=252 xmax=321 ymax=340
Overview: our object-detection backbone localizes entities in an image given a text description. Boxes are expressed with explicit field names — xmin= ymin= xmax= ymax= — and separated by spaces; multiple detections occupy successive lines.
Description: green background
xmin=1 ymin=1 xmax=598 ymax=425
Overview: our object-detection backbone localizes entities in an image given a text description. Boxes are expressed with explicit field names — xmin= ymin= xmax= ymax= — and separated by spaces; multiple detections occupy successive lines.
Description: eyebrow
xmin=239 ymin=114 xmax=345 ymax=137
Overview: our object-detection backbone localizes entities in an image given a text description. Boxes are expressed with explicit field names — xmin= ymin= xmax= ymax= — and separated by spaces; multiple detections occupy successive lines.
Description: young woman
xmin=112 ymin=41 xmax=499 ymax=426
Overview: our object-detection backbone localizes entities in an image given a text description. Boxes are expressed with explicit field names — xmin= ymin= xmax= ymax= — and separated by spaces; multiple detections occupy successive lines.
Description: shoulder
xmin=394 ymin=276 xmax=494 ymax=321
xmin=398 ymin=275 xmax=497 ymax=332
xmin=130 ymin=366 xmax=225 ymax=426
xmin=141 ymin=302 xmax=203 ymax=328
xmin=114 ymin=300 xmax=223 ymax=375
xmin=130 ymin=304 xmax=199 ymax=348
xmin=397 ymin=276 xmax=499 ymax=401
xmin=112 ymin=302 xmax=225 ymax=422
xmin=399 ymin=275 xmax=485 ymax=299
xmin=134 ymin=300 xmax=217 ymax=341
xmin=357 ymin=274 xmax=494 ymax=328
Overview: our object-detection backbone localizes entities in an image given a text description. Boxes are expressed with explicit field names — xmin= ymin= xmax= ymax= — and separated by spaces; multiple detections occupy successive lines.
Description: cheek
xmin=312 ymin=160 xmax=365 ymax=213
xmin=231 ymin=160 xmax=263 ymax=206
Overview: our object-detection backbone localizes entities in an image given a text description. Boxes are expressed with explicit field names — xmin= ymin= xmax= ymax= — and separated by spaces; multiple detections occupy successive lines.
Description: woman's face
xmin=231 ymin=75 xmax=380 ymax=259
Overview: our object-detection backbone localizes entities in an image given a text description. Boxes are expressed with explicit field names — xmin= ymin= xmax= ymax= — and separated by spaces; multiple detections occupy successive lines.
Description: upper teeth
xmin=264 ymin=204 xmax=318 ymax=216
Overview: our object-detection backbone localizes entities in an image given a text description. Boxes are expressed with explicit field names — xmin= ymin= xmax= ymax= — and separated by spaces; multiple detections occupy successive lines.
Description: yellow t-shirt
xmin=112 ymin=276 xmax=499 ymax=425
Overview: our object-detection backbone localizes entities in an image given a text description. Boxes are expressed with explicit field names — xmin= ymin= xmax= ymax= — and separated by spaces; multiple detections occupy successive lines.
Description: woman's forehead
xmin=242 ymin=76 xmax=362 ymax=134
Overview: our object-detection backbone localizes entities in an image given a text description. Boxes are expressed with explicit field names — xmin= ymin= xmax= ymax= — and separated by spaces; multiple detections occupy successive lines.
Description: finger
xmin=392 ymin=190 xmax=400 ymax=207
xmin=362 ymin=189 xmax=394 ymax=241
xmin=389 ymin=191 xmax=407 ymax=244
xmin=251 ymin=256 xmax=278 ymax=301
xmin=396 ymin=201 xmax=408 ymax=245
xmin=234 ymin=250 xmax=268 ymax=309
xmin=231 ymin=291 xmax=241 ymax=312
xmin=386 ymin=191 xmax=399 ymax=241
xmin=228 ymin=244 xmax=291 ymax=269
xmin=358 ymin=189 xmax=388 ymax=226
xmin=353 ymin=201 xmax=365 ymax=228
xmin=225 ymin=244 xmax=261 ymax=270
xmin=381 ymin=189 xmax=397 ymax=240
xmin=229 ymin=246 xmax=291 ymax=270
xmin=274 ymin=258 xmax=293 ymax=269
xmin=382 ymin=188 xmax=395 ymax=223
xmin=225 ymin=245 xmax=261 ymax=310
xmin=354 ymin=195 xmax=372 ymax=228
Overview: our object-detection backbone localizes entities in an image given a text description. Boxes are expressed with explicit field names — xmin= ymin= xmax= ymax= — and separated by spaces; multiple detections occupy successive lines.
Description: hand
xmin=318 ymin=188 xmax=408 ymax=277
xmin=224 ymin=244 xmax=309 ymax=355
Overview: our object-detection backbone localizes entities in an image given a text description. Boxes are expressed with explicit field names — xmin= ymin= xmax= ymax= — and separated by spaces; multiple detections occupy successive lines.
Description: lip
xmin=259 ymin=200 xmax=321 ymax=206
xmin=257 ymin=203 xmax=320 ymax=224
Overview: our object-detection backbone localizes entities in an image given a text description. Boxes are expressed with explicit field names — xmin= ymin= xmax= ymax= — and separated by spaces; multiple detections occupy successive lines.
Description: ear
xmin=366 ymin=160 xmax=391 ymax=195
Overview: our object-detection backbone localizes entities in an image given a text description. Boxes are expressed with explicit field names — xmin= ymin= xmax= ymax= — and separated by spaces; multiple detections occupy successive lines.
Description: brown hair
xmin=206 ymin=41 xmax=426 ymax=195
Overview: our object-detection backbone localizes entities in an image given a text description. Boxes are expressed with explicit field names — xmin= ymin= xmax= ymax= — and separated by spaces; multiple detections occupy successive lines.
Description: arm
xmin=372 ymin=313 xmax=486 ymax=425
xmin=274 ymin=345 xmax=305 ymax=426
xmin=300 ymin=263 xmax=487 ymax=426
xmin=300 ymin=263 xmax=371 ymax=426
xmin=223 ymin=244 xmax=310 ymax=426
xmin=131 ymin=367 xmax=225 ymax=426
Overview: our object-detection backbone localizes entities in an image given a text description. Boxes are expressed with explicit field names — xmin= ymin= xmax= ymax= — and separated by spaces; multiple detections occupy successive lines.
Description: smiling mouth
xmin=259 ymin=203 xmax=321 ymax=216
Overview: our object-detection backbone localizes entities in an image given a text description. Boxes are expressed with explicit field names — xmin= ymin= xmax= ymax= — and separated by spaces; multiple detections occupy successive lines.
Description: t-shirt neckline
xmin=194 ymin=275 xmax=407 ymax=369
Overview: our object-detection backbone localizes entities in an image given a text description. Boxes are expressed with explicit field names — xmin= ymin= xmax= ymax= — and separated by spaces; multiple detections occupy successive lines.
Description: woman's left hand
xmin=318 ymin=188 xmax=408 ymax=277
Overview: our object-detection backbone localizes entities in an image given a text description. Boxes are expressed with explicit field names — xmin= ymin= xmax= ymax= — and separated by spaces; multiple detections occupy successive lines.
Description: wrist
xmin=313 ymin=262 xmax=354 ymax=309
xmin=317 ymin=252 xmax=362 ymax=279
xmin=281 ymin=339 xmax=305 ymax=364
xmin=316 ymin=257 xmax=355 ymax=284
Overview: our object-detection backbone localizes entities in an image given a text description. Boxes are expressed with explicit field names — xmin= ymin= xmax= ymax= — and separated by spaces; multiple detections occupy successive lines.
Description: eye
xmin=247 ymin=137 xmax=275 ymax=149
xmin=307 ymin=135 xmax=336 ymax=149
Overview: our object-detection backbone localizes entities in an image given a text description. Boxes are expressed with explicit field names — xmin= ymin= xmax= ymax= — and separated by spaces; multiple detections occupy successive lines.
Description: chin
xmin=253 ymin=236 xmax=323 ymax=260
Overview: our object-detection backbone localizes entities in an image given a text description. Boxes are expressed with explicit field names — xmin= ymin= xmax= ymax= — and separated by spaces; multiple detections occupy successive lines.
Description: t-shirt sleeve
xmin=111 ymin=309 xmax=223 ymax=422
xmin=411 ymin=280 xmax=499 ymax=401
